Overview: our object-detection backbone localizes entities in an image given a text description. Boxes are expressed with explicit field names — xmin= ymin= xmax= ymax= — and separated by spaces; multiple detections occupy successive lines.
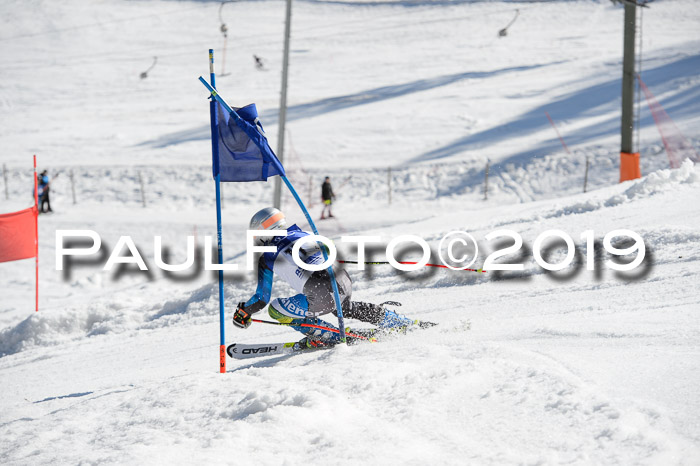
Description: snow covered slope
xmin=1 ymin=0 xmax=699 ymax=464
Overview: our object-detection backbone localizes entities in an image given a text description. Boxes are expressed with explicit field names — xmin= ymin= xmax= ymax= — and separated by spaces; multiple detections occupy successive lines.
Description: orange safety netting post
xmin=620 ymin=151 xmax=641 ymax=182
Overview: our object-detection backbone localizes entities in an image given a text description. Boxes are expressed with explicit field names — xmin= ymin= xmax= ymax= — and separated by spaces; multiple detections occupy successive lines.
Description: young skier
xmin=233 ymin=207 xmax=434 ymax=348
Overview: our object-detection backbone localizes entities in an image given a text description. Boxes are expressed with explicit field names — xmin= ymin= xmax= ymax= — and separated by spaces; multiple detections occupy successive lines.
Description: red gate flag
xmin=0 ymin=206 xmax=37 ymax=263
xmin=0 ymin=155 xmax=39 ymax=312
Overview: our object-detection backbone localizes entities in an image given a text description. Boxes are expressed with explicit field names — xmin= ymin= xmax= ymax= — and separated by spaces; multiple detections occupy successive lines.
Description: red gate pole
xmin=34 ymin=155 xmax=38 ymax=312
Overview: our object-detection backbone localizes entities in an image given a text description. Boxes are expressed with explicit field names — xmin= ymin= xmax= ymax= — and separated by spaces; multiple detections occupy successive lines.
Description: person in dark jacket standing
xmin=320 ymin=176 xmax=335 ymax=219
xmin=37 ymin=170 xmax=52 ymax=213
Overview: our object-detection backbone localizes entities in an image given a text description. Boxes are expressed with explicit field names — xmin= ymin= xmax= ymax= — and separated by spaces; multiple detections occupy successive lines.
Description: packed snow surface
xmin=1 ymin=0 xmax=700 ymax=464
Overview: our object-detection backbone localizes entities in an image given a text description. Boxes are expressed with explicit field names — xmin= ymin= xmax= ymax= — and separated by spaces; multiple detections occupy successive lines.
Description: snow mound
xmin=621 ymin=158 xmax=700 ymax=198
xmin=0 ymin=284 xmax=221 ymax=357
xmin=0 ymin=304 xmax=135 ymax=358
xmin=546 ymin=160 xmax=699 ymax=219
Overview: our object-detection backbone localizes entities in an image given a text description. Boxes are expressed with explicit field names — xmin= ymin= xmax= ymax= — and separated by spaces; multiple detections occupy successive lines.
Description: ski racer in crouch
xmin=233 ymin=207 xmax=435 ymax=348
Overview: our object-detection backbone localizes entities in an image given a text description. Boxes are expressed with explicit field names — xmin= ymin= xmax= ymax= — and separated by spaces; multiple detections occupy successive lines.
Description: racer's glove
xmin=233 ymin=302 xmax=252 ymax=329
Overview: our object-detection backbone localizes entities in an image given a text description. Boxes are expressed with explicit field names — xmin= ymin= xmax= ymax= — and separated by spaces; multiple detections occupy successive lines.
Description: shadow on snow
xmin=138 ymin=62 xmax=554 ymax=149
xmin=410 ymin=53 xmax=700 ymax=165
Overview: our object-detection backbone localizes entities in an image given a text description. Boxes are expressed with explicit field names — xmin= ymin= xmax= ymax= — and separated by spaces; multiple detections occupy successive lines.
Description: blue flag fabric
xmin=213 ymin=102 xmax=285 ymax=182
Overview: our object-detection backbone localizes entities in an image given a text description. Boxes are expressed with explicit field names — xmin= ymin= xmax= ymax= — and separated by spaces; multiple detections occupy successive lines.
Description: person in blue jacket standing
xmin=37 ymin=170 xmax=52 ymax=213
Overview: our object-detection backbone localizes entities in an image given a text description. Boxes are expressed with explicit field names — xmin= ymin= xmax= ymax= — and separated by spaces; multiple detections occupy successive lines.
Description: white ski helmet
xmin=249 ymin=207 xmax=287 ymax=231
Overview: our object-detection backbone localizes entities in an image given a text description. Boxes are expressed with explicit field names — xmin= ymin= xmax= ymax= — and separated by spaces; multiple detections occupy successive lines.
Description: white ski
xmin=226 ymin=342 xmax=299 ymax=359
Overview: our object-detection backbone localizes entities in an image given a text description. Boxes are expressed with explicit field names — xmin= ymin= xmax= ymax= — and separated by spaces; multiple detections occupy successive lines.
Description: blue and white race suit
xmin=243 ymin=224 xmax=352 ymax=320
xmin=241 ymin=225 xmax=414 ymax=341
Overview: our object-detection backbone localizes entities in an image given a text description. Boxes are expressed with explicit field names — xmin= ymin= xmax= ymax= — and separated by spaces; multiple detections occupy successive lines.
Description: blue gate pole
xmin=279 ymin=176 xmax=347 ymax=342
xmin=198 ymin=77 xmax=348 ymax=343
xmin=208 ymin=50 xmax=227 ymax=372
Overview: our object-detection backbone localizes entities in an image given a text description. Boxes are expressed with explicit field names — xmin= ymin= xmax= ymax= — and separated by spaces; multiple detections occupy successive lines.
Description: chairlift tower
xmin=618 ymin=0 xmax=648 ymax=181
xmin=273 ymin=0 xmax=292 ymax=209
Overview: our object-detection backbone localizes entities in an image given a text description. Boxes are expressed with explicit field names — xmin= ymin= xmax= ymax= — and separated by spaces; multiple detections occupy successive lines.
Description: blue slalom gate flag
xmin=201 ymin=73 xmax=348 ymax=348
xmin=213 ymin=102 xmax=285 ymax=182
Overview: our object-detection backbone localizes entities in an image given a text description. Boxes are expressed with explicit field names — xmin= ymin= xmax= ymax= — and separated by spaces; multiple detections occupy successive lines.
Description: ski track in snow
xmin=1 ymin=333 xmax=697 ymax=465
